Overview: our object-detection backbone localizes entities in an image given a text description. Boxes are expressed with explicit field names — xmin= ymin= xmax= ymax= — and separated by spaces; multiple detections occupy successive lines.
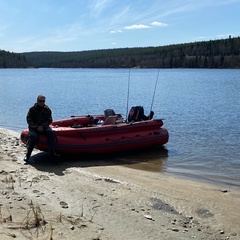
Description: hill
xmin=0 ymin=50 xmax=29 ymax=68
xmin=1 ymin=37 xmax=240 ymax=68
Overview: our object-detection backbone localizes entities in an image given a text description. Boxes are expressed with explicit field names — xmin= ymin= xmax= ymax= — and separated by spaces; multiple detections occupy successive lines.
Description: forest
xmin=1 ymin=36 xmax=240 ymax=68
xmin=0 ymin=50 xmax=29 ymax=68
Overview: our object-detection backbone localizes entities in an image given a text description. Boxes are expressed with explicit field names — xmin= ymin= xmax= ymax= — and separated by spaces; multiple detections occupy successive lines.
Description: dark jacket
xmin=27 ymin=103 xmax=53 ymax=130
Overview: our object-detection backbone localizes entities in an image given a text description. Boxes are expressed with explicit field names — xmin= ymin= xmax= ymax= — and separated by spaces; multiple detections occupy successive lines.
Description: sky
xmin=0 ymin=0 xmax=240 ymax=53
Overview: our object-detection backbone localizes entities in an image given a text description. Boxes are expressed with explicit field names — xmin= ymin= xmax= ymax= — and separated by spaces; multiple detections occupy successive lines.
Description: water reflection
xmin=29 ymin=146 xmax=169 ymax=175
xmin=114 ymin=146 xmax=169 ymax=172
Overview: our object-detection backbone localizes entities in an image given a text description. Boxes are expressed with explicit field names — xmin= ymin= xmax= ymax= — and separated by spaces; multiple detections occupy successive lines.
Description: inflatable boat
xmin=20 ymin=106 xmax=169 ymax=155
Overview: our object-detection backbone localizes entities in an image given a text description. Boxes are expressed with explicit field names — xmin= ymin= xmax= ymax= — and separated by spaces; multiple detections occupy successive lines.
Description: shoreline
xmin=3 ymin=126 xmax=239 ymax=189
xmin=0 ymin=128 xmax=240 ymax=239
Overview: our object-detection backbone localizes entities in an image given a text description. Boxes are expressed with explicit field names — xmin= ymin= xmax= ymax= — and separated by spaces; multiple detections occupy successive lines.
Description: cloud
xmin=89 ymin=0 xmax=113 ymax=17
xmin=124 ymin=24 xmax=150 ymax=30
xmin=110 ymin=29 xmax=122 ymax=34
xmin=124 ymin=22 xmax=168 ymax=30
xmin=110 ymin=20 xmax=168 ymax=34
xmin=111 ymin=20 xmax=168 ymax=32
xmin=150 ymin=21 xmax=167 ymax=27
xmin=217 ymin=34 xmax=232 ymax=38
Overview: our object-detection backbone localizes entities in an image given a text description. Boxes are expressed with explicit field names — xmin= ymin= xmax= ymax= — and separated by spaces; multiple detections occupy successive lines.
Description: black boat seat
xmin=104 ymin=109 xmax=116 ymax=118
xmin=103 ymin=115 xmax=117 ymax=125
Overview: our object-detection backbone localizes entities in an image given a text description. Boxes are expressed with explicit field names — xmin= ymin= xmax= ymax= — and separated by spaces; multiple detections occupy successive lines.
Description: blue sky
xmin=0 ymin=0 xmax=239 ymax=53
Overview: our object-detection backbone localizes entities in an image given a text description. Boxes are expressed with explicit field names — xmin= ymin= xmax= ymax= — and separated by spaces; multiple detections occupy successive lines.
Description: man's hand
xmin=37 ymin=126 xmax=44 ymax=132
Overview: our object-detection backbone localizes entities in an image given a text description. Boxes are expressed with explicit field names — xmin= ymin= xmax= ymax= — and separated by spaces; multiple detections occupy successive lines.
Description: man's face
xmin=37 ymin=97 xmax=45 ymax=107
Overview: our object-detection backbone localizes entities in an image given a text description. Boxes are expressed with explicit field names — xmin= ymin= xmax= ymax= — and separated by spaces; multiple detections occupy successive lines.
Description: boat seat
xmin=103 ymin=115 xmax=117 ymax=125
xmin=104 ymin=109 xmax=116 ymax=118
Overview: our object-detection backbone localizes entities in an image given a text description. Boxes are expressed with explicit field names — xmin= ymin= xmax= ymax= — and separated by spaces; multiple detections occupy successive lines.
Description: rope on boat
xmin=105 ymin=133 xmax=153 ymax=142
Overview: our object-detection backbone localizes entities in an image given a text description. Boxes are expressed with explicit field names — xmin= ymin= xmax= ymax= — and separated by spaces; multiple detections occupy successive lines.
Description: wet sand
xmin=0 ymin=128 xmax=240 ymax=240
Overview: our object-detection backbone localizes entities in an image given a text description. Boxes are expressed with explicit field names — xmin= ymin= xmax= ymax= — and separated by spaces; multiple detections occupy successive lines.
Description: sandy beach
xmin=0 ymin=128 xmax=239 ymax=240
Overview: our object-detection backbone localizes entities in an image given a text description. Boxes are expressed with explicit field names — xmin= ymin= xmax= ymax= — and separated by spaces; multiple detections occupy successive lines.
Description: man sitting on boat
xmin=23 ymin=95 xmax=57 ymax=163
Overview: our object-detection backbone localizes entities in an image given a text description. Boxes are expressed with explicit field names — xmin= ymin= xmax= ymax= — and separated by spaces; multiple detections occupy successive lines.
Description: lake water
xmin=0 ymin=68 xmax=240 ymax=188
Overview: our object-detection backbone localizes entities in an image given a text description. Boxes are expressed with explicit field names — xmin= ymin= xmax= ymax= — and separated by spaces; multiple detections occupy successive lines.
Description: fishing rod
xmin=149 ymin=69 xmax=160 ymax=114
xmin=125 ymin=68 xmax=131 ymax=120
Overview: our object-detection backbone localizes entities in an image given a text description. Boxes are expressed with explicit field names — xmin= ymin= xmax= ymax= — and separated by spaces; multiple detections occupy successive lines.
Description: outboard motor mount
xmin=128 ymin=106 xmax=154 ymax=122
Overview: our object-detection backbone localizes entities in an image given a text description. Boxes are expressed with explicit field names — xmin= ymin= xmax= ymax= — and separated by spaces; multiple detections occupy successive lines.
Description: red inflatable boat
xmin=20 ymin=107 xmax=169 ymax=154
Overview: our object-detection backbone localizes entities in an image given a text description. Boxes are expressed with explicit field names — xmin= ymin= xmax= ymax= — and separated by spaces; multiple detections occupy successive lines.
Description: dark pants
xmin=26 ymin=127 xmax=55 ymax=158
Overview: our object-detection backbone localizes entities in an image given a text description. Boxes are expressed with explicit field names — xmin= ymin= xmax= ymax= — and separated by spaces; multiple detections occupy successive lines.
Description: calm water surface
xmin=0 ymin=68 xmax=239 ymax=187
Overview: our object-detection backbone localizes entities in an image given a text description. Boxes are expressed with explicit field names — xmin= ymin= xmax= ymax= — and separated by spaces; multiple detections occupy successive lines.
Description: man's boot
xmin=23 ymin=139 xmax=35 ymax=163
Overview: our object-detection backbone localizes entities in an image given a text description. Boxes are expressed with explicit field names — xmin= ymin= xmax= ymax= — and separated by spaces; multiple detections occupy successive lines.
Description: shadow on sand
xmin=27 ymin=146 xmax=169 ymax=176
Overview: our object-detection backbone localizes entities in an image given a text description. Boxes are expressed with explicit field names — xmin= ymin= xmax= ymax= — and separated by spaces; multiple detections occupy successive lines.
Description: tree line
xmin=0 ymin=50 xmax=29 ymax=68
xmin=1 ymin=36 xmax=240 ymax=68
